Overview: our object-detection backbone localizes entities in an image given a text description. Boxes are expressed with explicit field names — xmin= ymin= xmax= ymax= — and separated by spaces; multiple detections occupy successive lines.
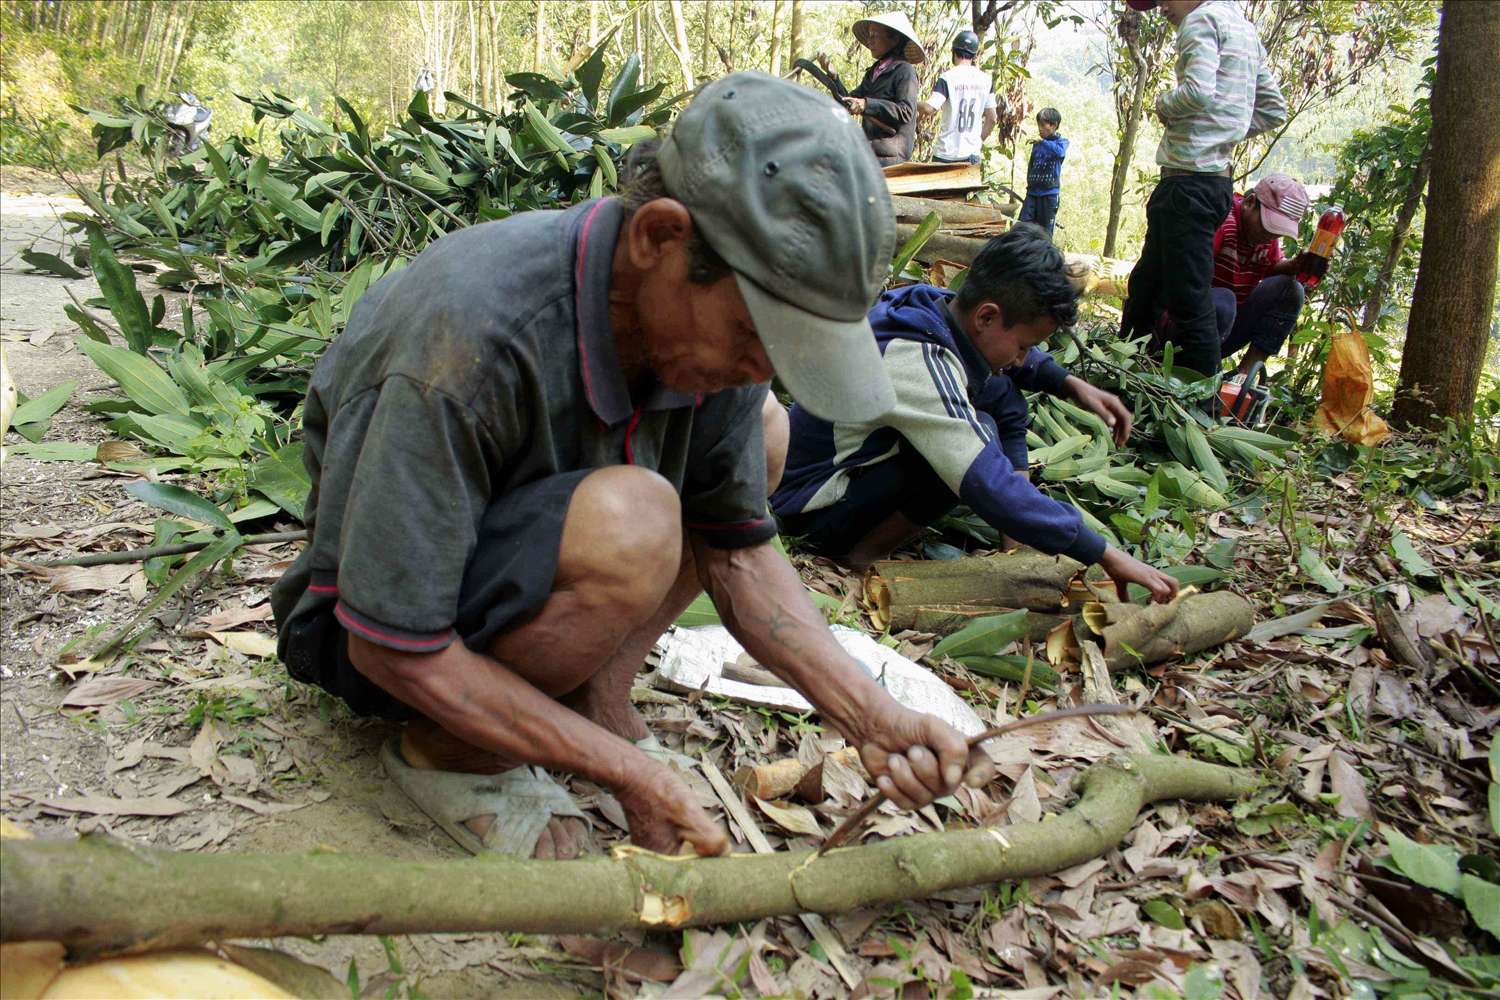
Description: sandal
xmin=379 ymin=739 xmax=592 ymax=858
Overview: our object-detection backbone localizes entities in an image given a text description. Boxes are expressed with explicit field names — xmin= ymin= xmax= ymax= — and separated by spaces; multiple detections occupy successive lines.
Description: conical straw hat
xmin=852 ymin=10 xmax=927 ymax=65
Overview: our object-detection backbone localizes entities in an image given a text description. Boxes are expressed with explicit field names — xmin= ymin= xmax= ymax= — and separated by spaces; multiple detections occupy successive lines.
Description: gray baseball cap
xmin=657 ymin=72 xmax=897 ymax=423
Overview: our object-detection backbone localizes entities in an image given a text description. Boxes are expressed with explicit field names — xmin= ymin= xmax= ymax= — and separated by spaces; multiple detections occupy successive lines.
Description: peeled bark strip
xmin=1082 ymin=592 xmax=1255 ymax=669
xmin=2 ymin=757 xmax=1258 ymax=956
xmin=732 ymin=747 xmax=865 ymax=800
xmin=865 ymin=554 xmax=1089 ymax=630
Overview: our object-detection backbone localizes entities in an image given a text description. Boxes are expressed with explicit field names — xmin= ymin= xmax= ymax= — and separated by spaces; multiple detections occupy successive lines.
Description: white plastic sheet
xmin=649 ymin=625 xmax=987 ymax=737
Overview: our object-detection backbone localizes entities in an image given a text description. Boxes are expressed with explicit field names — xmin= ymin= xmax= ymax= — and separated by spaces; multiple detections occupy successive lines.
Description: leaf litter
xmin=3 ymin=201 xmax=1499 ymax=1000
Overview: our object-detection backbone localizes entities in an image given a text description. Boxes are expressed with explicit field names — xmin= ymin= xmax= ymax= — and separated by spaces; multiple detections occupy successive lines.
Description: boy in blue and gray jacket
xmin=1019 ymin=108 xmax=1067 ymax=237
xmin=771 ymin=225 xmax=1178 ymax=602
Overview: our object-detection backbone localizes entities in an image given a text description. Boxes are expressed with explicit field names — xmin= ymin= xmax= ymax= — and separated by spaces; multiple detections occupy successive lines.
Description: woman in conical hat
xmin=820 ymin=9 xmax=926 ymax=165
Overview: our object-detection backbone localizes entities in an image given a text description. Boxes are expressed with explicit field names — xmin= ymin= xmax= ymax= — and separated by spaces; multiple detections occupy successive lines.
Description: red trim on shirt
xmin=306 ymin=583 xmax=338 ymax=594
xmin=623 ymin=406 xmax=642 ymax=464
xmin=334 ymin=602 xmax=454 ymax=651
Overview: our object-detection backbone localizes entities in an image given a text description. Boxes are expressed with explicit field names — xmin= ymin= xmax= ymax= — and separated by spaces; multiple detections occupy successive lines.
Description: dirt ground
xmin=0 ymin=170 xmax=604 ymax=998
xmin=5 ymin=162 xmax=1498 ymax=1000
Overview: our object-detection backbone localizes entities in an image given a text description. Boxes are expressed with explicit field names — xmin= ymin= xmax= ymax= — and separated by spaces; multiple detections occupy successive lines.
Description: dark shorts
xmin=281 ymin=470 xmax=591 ymax=720
xmin=1018 ymin=194 xmax=1059 ymax=234
xmin=777 ymin=443 xmax=960 ymax=559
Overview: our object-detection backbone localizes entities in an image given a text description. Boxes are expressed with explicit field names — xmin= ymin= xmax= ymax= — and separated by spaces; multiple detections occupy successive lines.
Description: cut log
xmin=890 ymin=194 xmax=1017 ymax=225
xmin=864 ymin=553 xmax=1094 ymax=630
xmin=895 ymin=225 xmax=989 ymax=266
xmin=1080 ymin=592 xmax=1256 ymax=669
xmin=890 ymin=230 xmax=1135 ymax=301
xmin=0 ymin=756 xmax=1258 ymax=956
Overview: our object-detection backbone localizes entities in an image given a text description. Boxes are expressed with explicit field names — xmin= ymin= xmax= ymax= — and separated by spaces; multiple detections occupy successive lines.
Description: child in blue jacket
xmin=771 ymin=225 xmax=1178 ymax=602
xmin=1019 ymin=108 xmax=1067 ymax=237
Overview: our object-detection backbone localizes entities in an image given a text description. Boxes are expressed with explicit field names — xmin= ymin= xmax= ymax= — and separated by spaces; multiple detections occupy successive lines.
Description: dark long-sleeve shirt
xmin=851 ymin=57 xmax=920 ymax=165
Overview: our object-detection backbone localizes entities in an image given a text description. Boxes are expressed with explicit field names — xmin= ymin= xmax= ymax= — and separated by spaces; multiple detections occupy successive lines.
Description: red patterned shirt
xmin=1212 ymin=193 xmax=1283 ymax=306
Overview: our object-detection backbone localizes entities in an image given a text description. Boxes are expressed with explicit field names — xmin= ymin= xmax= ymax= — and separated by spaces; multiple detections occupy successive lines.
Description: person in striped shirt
xmin=1118 ymin=0 xmax=1287 ymax=378
xmin=1211 ymin=172 xmax=1326 ymax=387
xmin=771 ymin=225 xmax=1180 ymax=603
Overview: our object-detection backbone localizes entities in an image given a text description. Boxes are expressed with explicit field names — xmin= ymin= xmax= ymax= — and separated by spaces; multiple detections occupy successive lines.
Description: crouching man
xmin=771 ymin=224 xmax=1180 ymax=601
xmin=1211 ymin=172 xmax=1324 ymax=387
xmin=271 ymin=73 xmax=992 ymax=861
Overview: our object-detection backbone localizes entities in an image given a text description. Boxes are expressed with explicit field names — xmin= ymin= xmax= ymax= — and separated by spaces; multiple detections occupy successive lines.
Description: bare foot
xmin=398 ymin=721 xmax=594 ymax=859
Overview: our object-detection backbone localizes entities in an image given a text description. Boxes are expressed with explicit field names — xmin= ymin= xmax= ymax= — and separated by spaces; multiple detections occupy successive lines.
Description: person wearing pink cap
xmin=1118 ymin=0 xmax=1286 ymax=379
xmin=1210 ymin=173 xmax=1327 ymax=387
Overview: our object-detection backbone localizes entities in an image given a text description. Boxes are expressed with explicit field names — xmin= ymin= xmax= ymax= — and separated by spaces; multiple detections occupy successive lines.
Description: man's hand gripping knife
xmin=694 ymin=533 xmax=997 ymax=821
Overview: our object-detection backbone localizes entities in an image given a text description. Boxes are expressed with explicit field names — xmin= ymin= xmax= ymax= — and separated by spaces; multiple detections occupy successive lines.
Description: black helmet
xmin=952 ymin=30 xmax=980 ymax=57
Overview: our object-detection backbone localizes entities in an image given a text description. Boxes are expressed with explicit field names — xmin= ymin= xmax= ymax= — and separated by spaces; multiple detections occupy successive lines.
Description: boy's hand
xmin=1063 ymin=375 xmax=1133 ymax=447
xmin=816 ymin=52 xmax=833 ymax=74
xmin=844 ymin=96 xmax=867 ymax=115
xmin=1098 ymin=546 xmax=1179 ymax=604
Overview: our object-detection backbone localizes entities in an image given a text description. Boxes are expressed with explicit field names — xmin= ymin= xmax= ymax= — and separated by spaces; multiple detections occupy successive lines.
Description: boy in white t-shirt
xmin=918 ymin=31 xmax=997 ymax=164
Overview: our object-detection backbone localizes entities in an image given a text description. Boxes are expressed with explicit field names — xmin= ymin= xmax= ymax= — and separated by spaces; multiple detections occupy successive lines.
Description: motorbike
xmin=161 ymin=87 xmax=212 ymax=155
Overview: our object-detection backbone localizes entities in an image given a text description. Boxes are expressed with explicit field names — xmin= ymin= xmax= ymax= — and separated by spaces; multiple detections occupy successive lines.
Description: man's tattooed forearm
xmin=755 ymin=607 xmax=803 ymax=653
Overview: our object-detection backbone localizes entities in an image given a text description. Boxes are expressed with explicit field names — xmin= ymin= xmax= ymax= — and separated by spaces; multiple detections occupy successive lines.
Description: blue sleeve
xmin=1037 ymin=136 xmax=1068 ymax=159
xmin=1004 ymin=348 xmax=1071 ymax=396
xmin=959 ymin=443 xmax=1107 ymax=565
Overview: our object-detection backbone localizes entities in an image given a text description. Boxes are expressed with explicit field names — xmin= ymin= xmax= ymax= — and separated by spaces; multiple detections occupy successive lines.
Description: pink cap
xmin=1125 ymin=0 xmax=1159 ymax=9
xmin=1253 ymin=173 xmax=1310 ymax=238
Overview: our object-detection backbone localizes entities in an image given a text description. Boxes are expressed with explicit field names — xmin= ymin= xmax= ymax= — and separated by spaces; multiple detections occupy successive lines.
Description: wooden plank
xmin=699 ymin=756 xmax=861 ymax=990
xmin=883 ymin=161 xmax=984 ymax=196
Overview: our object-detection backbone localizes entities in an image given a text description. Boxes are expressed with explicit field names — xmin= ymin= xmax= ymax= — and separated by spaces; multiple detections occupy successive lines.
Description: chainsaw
xmin=1214 ymin=360 xmax=1272 ymax=427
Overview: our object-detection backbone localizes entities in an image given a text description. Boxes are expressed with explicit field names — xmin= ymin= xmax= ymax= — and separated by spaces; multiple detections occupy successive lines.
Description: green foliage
xmin=47 ymin=64 xmax=676 ymax=521
xmin=930 ymin=610 xmax=1032 ymax=660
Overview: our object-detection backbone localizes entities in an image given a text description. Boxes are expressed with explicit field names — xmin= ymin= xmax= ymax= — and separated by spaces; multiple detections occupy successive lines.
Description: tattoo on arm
xmin=755 ymin=606 xmax=804 ymax=653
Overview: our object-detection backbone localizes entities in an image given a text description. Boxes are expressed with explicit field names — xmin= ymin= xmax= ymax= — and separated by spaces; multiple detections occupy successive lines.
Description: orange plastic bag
xmin=1314 ymin=328 xmax=1391 ymax=446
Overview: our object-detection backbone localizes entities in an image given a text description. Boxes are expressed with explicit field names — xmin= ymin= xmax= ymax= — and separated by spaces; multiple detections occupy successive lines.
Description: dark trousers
xmin=776 ymin=443 xmax=960 ymax=560
xmin=1018 ymin=193 xmax=1059 ymax=236
xmin=1214 ymin=275 xmax=1306 ymax=361
xmin=1121 ymin=174 xmax=1234 ymax=377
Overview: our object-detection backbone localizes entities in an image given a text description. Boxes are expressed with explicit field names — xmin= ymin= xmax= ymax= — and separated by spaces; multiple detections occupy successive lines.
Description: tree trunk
xmin=1 ymin=756 xmax=1257 ymax=956
xmin=151 ymin=0 xmax=178 ymax=92
xmin=162 ymin=0 xmax=192 ymax=91
xmin=1104 ymin=34 xmax=1150 ymax=260
xmin=589 ymin=0 xmax=598 ymax=45
xmin=698 ymin=0 xmax=712 ymax=76
xmin=668 ymin=0 xmax=694 ymax=91
xmin=767 ymin=0 xmax=783 ymax=76
xmin=1392 ymin=0 xmax=1500 ymax=429
xmin=468 ymin=0 xmax=477 ymax=98
xmin=534 ymin=0 xmax=546 ymax=72
xmin=137 ymin=0 xmax=157 ymax=65
xmin=789 ymin=0 xmax=804 ymax=64
xmin=1361 ymin=147 xmax=1432 ymax=331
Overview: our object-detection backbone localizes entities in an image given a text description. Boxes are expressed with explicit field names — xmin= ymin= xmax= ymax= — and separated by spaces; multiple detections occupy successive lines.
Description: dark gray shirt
xmin=271 ymin=198 xmax=774 ymax=653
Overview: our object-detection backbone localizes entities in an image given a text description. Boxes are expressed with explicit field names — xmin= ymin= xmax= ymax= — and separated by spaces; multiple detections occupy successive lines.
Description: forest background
xmin=4 ymin=0 xmax=1493 ymax=390
xmin=0 ymin=0 xmax=1439 ymax=255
